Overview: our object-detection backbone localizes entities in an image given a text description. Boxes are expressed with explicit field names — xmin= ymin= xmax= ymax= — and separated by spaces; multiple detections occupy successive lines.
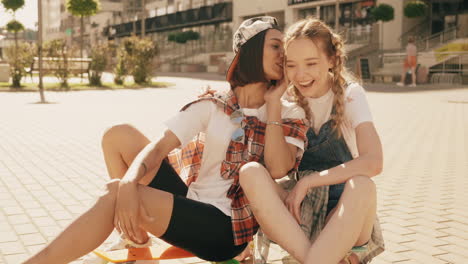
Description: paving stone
xmin=400 ymin=250 xmax=448 ymax=264
xmin=0 ymin=241 xmax=26 ymax=255
xmin=400 ymin=241 xmax=446 ymax=255
xmin=26 ymin=244 xmax=45 ymax=255
xmin=437 ymin=244 xmax=468 ymax=258
xmin=0 ymin=232 xmax=18 ymax=243
xmin=435 ymin=253 xmax=468 ymax=264
xmin=19 ymin=233 xmax=46 ymax=246
xmin=25 ymin=208 xmax=48 ymax=218
xmin=13 ymin=224 xmax=38 ymax=235
xmin=3 ymin=206 xmax=24 ymax=216
xmin=32 ymin=216 xmax=56 ymax=227
xmin=3 ymin=254 xmax=28 ymax=264
xmin=49 ymin=210 xmax=73 ymax=220
xmin=438 ymin=236 xmax=468 ymax=250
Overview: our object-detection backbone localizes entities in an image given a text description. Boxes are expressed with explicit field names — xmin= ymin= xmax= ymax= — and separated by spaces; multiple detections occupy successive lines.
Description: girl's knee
xmin=102 ymin=124 xmax=136 ymax=146
xmin=239 ymin=162 xmax=268 ymax=187
xmin=346 ymin=175 xmax=376 ymax=199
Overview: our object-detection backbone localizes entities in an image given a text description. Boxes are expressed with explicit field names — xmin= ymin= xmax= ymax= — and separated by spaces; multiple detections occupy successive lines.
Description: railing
xmin=342 ymin=27 xmax=372 ymax=45
xmin=398 ymin=18 xmax=431 ymax=46
xmin=104 ymin=2 xmax=233 ymax=38
xmin=382 ymin=53 xmax=406 ymax=65
xmin=416 ymin=27 xmax=458 ymax=52
xmin=427 ymin=52 xmax=467 ymax=75
xmin=383 ymin=51 xmax=467 ymax=74
xmin=288 ymin=0 xmax=316 ymax=5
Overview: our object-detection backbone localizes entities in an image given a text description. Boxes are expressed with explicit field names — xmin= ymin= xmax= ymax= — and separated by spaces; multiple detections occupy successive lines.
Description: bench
xmin=30 ymin=57 xmax=92 ymax=77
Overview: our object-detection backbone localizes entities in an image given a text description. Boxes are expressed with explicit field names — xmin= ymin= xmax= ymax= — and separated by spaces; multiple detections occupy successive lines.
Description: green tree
xmin=371 ymin=3 xmax=395 ymax=22
xmin=66 ymin=0 xmax=100 ymax=78
xmin=371 ymin=3 xmax=394 ymax=57
xmin=43 ymin=39 xmax=75 ymax=90
xmin=168 ymin=31 xmax=200 ymax=63
xmin=1 ymin=0 xmax=24 ymax=11
xmin=404 ymin=1 xmax=428 ymax=18
xmin=116 ymin=36 xmax=158 ymax=84
xmin=5 ymin=41 xmax=35 ymax=88
xmin=2 ymin=0 xmax=25 ymax=87
xmin=88 ymin=43 xmax=109 ymax=86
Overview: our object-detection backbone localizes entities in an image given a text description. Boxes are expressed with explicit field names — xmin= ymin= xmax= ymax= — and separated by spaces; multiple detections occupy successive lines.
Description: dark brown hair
xmin=228 ymin=29 xmax=270 ymax=88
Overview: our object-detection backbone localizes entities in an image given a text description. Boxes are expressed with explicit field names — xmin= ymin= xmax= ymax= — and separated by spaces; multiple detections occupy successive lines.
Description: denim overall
xmin=298 ymin=111 xmax=353 ymax=214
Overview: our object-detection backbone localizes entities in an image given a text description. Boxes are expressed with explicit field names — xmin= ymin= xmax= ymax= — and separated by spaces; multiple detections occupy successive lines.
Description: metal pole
xmin=335 ymin=0 xmax=340 ymax=32
xmin=38 ymin=0 xmax=46 ymax=103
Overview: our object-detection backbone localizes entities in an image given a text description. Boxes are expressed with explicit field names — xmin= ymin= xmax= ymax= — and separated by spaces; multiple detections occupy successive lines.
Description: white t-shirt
xmin=306 ymin=83 xmax=373 ymax=158
xmin=406 ymin=43 xmax=417 ymax=57
xmin=164 ymin=99 xmax=305 ymax=216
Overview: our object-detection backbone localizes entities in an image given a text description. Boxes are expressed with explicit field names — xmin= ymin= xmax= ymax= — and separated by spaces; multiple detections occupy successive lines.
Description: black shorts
xmin=147 ymin=159 xmax=247 ymax=261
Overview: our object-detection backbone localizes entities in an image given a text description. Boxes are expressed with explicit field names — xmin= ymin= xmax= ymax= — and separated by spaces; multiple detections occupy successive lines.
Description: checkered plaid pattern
xmin=168 ymin=90 xmax=308 ymax=245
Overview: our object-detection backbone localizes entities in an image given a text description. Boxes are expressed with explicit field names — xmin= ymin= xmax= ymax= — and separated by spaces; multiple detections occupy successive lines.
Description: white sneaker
xmin=83 ymin=234 xmax=155 ymax=264
xmin=396 ymin=82 xmax=404 ymax=87
xmin=409 ymin=83 xmax=417 ymax=87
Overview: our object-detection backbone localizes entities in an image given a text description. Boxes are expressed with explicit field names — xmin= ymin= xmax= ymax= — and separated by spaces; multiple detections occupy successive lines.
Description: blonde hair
xmin=284 ymin=18 xmax=358 ymax=137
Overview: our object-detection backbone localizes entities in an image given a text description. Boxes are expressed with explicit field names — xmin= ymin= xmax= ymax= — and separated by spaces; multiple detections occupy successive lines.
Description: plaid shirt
xmin=168 ymin=90 xmax=308 ymax=245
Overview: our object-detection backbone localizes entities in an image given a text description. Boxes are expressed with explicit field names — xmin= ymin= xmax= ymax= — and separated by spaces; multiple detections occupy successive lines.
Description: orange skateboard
xmin=93 ymin=244 xmax=194 ymax=263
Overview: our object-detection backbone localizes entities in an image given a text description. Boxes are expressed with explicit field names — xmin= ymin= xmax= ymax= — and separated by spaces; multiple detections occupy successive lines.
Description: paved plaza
xmin=0 ymin=75 xmax=467 ymax=264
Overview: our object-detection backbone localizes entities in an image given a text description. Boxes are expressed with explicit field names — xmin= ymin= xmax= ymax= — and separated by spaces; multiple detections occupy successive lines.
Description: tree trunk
xmin=80 ymin=15 xmax=84 ymax=81
xmin=13 ymin=31 xmax=20 ymax=88
xmin=38 ymin=0 xmax=46 ymax=102
xmin=141 ymin=0 xmax=146 ymax=38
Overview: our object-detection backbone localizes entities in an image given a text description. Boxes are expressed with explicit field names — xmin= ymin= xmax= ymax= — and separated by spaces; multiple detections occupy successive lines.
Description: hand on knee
xmin=97 ymin=179 xmax=120 ymax=201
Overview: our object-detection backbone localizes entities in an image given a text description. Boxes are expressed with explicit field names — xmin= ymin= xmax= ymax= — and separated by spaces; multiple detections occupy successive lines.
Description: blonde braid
xmin=329 ymin=32 xmax=347 ymax=137
xmin=286 ymin=85 xmax=312 ymax=125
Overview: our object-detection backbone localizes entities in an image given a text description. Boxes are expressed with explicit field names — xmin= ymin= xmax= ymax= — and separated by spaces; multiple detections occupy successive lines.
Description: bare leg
xmin=305 ymin=176 xmax=377 ymax=264
xmin=102 ymin=124 xmax=157 ymax=185
xmin=399 ymin=65 xmax=408 ymax=84
xmin=399 ymin=70 xmax=406 ymax=83
xmin=411 ymin=66 xmax=417 ymax=85
xmin=101 ymin=124 xmax=160 ymax=243
xmin=239 ymin=162 xmax=311 ymax=263
xmin=23 ymin=180 xmax=120 ymax=264
xmin=23 ymin=181 xmax=175 ymax=264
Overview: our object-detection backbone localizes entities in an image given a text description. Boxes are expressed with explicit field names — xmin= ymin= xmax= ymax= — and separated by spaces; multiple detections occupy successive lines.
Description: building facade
xmin=41 ymin=0 xmax=467 ymax=76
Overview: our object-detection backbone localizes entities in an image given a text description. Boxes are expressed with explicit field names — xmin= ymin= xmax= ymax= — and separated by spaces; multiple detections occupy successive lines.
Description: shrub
xmin=4 ymin=41 xmax=35 ymax=88
xmin=404 ymin=1 xmax=428 ymax=18
xmin=113 ymin=51 xmax=126 ymax=85
xmin=89 ymin=43 xmax=109 ymax=86
xmin=371 ymin=4 xmax=395 ymax=22
xmin=43 ymin=39 xmax=76 ymax=90
xmin=116 ymin=36 xmax=158 ymax=85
